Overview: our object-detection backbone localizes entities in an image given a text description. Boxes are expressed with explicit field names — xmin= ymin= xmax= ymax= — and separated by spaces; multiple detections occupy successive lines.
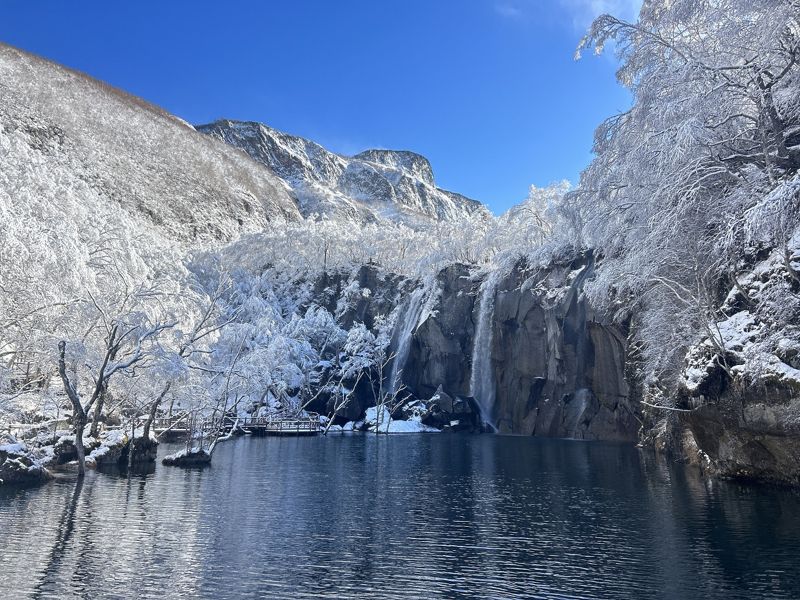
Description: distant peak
xmin=196 ymin=118 xmax=487 ymax=224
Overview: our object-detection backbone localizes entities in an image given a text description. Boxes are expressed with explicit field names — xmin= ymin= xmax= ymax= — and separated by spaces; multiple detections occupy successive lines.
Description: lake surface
xmin=1 ymin=434 xmax=800 ymax=599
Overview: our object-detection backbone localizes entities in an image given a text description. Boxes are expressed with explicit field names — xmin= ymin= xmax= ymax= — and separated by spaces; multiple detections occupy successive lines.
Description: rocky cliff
xmin=392 ymin=254 xmax=639 ymax=441
xmin=652 ymin=238 xmax=800 ymax=486
xmin=196 ymin=120 xmax=489 ymax=227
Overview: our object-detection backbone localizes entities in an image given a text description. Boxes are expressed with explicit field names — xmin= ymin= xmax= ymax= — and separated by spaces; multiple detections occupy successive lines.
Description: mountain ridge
xmin=197 ymin=119 xmax=490 ymax=227
xmin=0 ymin=43 xmax=301 ymax=245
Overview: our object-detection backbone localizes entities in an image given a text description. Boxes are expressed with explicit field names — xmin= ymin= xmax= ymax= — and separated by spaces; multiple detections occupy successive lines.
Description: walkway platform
xmin=153 ymin=413 xmax=320 ymax=438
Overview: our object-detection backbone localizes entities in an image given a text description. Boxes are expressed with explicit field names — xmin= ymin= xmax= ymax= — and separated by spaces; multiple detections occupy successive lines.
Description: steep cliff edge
xmin=489 ymin=258 xmax=634 ymax=440
xmin=395 ymin=255 xmax=639 ymax=441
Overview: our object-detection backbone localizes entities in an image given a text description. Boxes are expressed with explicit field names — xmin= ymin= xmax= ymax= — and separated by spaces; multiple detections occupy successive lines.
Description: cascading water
xmin=470 ymin=271 xmax=500 ymax=429
xmin=387 ymin=286 xmax=427 ymax=395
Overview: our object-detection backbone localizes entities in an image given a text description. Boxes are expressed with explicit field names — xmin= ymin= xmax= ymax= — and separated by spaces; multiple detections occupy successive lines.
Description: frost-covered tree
xmin=573 ymin=0 xmax=800 ymax=392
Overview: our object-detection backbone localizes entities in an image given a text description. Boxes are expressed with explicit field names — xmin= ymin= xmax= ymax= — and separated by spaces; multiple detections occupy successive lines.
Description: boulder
xmin=53 ymin=435 xmax=100 ymax=464
xmin=126 ymin=436 xmax=159 ymax=464
xmin=88 ymin=431 xmax=159 ymax=468
xmin=422 ymin=386 xmax=482 ymax=432
xmin=0 ymin=440 xmax=51 ymax=486
xmin=162 ymin=448 xmax=212 ymax=467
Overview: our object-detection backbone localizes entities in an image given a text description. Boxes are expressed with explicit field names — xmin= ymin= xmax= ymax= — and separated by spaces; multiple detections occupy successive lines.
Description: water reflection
xmin=31 ymin=477 xmax=84 ymax=599
xmin=1 ymin=435 xmax=799 ymax=599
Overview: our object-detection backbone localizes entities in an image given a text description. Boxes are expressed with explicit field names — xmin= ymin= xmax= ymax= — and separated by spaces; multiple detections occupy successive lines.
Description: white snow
xmin=197 ymin=121 xmax=489 ymax=227
xmin=0 ymin=442 xmax=26 ymax=454
xmin=764 ymin=355 xmax=800 ymax=385
xmin=385 ymin=419 xmax=439 ymax=434
xmin=364 ymin=405 xmax=439 ymax=434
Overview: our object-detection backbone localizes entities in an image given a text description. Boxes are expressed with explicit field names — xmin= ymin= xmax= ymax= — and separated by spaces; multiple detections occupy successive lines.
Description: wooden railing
xmin=153 ymin=412 xmax=320 ymax=436
xmin=238 ymin=415 xmax=319 ymax=433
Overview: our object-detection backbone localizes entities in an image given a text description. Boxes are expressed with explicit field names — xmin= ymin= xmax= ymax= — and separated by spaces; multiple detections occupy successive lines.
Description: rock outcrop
xmin=162 ymin=448 xmax=212 ymax=467
xmin=655 ymin=241 xmax=800 ymax=486
xmin=420 ymin=386 xmax=482 ymax=432
xmin=489 ymin=257 xmax=634 ymax=440
xmin=0 ymin=437 xmax=51 ymax=486
xmin=394 ymin=254 xmax=639 ymax=441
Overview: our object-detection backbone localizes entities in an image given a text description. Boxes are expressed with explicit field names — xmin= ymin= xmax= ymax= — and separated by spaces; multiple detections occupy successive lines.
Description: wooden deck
xmin=237 ymin=416 xmax=320 ymax=436
xmin=153 ymin=413 xmax=320 ymax=437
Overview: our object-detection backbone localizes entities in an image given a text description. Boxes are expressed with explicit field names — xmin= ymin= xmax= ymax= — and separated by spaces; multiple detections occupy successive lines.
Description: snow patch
xmin=364 ymin=405 xmax=439 ymax=434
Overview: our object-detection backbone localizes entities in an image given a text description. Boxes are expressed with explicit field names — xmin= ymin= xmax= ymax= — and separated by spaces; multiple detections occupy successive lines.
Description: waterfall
xmin=470 ymin=272 xmax=499 ymax=428
xmin=387 ymin=286 xmax=427 ymax=395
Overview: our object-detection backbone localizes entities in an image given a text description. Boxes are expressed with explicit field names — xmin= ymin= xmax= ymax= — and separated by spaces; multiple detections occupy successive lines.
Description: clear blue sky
xmin=0 ymin=0 xmax=637 ymax=213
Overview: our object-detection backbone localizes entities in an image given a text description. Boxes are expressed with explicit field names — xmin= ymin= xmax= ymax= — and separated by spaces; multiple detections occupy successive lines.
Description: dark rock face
xmin=94 ymin=436 xmax=159 ymax=468
xmin=650 ymin=242 xmax=800 ymax=486
xmin=490 ymin=259 xmax=635 ymax=440
xmin=396 ymin=255 xmax=638 ymax=441
xmin=321 ymin=374 xmax=377 ymax=424
xmin=312 ymin=264 xmax=407 ymax=331
xmin=53 ymin=435 xmax=100 ymax=464
xmin=683 ymin=403 xmax=800 ymax=486
xmin=420 ymin=386 xmax=482 ymax=432
xmin=665 ymin=372 xmax=800 ymax=486
xmin=162 ymin=449 xmax=212 ymax=467
xmin=403 ymin=264 xmax=479 ymax=399
xmin=306 ymin=255 xmax=636 ymax=441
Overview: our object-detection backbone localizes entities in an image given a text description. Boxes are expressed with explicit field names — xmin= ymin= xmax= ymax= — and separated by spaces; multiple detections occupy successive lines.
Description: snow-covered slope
xmin=196 ymin=120 xmax=489 ymax=226
xmin=0 ymin=44 xmax=300 ymax=244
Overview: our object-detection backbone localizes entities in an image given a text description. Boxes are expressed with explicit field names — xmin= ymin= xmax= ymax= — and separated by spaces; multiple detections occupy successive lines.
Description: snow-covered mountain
xmin=197 ymin=120 xmax=489 ymax=226
xmin=0 ymin=44 xmax=300 ymax=245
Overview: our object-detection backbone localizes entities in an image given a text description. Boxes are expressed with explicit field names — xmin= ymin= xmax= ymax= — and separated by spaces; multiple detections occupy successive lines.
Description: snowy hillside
xmin=0 ymin=44 xmax=300 ymax=244
xmin=197 ymin=120 xmax=489 ymax=226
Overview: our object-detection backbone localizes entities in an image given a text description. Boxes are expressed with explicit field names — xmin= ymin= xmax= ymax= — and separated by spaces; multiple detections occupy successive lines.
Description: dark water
xmin=1 ymin=434 xmax=800 ymax=599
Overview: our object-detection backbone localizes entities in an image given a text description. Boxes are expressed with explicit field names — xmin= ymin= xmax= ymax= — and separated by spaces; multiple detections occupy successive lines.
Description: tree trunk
xmin=127 ymin=420 xmax=136 ymax=472
xmin=143 ymin=382 xmax=171 ymax=440
xmin=89 ymin=387 xmax=106 ymax=438
xmin=57 ymin=341 xmax=87 ymax=476
xmin=73 ymin=412 xmax=87 ymax=476
xmin=759 ymin=81 xmax=790 ymax=165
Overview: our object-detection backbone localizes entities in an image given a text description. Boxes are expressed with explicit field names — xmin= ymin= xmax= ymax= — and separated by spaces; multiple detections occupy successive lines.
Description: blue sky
xmin=0 ymin=0 xmax=638 ymax=213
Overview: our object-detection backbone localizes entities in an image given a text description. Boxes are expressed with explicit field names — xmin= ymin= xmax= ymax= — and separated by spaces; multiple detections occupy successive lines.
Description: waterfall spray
xmin=470 ymin=271 xmax=500 ymax=429
xmin=387 ymin=286 xmax=427 ymax=395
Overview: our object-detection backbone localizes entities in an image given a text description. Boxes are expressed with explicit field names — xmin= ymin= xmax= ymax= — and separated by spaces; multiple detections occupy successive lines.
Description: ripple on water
xmin=1 ymin=434 xmax=800 ymax=599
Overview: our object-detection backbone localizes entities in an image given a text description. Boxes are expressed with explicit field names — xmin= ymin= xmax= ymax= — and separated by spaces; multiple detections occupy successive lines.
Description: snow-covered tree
xmin=572 ymin=0 xmax=800 ymax=392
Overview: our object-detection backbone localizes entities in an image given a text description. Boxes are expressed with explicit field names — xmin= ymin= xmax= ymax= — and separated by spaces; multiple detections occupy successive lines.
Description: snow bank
xmin=363 ymin=406 xmax=439 ymax=434
xmin=385 ymin=419 xmax=439 ymax=433
xmin=0 ymin=442 xmax=26 ymax=454
xmin=682 ymin=238 xmax=800 ymax=394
